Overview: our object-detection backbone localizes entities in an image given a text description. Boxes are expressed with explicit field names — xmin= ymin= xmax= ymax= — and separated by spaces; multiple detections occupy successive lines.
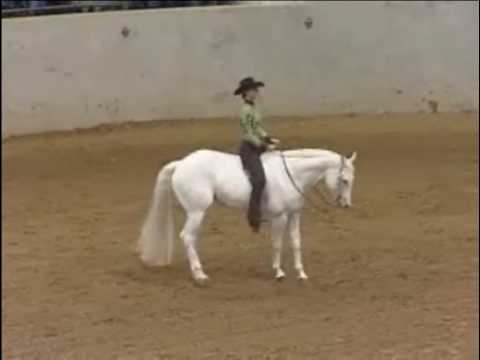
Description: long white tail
xmin=137 ymin=161 xmax=178 ymax=266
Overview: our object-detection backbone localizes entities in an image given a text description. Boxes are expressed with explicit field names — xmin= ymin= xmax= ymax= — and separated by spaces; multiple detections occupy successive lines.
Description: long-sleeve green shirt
xmin=240 ymin=103 xmax=267 ymax=147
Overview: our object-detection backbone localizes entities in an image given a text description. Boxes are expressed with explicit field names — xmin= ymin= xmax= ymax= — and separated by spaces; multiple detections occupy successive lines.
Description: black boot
xmin=248 ymin=196 xmax=262 ymax=233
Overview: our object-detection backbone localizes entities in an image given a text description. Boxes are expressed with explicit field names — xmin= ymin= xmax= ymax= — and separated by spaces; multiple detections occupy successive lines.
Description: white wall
xmin=2 ymin=1 xmax=478 ymax=137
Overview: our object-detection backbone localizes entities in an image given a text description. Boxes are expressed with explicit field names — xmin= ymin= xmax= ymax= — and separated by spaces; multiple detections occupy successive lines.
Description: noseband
xmin=335 ymin=156 xmax=347 ymax=204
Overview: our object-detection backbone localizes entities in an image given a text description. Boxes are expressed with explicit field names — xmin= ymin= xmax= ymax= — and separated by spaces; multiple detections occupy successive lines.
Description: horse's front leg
xmin=288 ymin=212 xmax=308 ymax=280
xmin=271 ymin=214 xmax=288 ymax=280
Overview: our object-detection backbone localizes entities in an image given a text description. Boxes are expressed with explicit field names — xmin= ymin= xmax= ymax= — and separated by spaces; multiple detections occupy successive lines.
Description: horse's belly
xmin=213 ymin=166 xmax=280 ymax=212
xmin=214 ymin=169 xmax=251 ymax=208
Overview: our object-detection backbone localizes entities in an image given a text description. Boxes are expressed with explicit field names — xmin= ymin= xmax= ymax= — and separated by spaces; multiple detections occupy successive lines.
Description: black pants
xmin=239 ymin=141 xmax=266 ymax=232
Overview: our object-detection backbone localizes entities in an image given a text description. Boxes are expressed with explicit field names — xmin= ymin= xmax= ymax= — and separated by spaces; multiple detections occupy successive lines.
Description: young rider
xmin=234 ymin=77 xmax=280 ymax=232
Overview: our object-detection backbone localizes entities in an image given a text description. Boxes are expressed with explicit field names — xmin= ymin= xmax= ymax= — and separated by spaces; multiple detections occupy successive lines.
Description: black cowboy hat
xmin=234 ymin=77 xmax=265 ymax=96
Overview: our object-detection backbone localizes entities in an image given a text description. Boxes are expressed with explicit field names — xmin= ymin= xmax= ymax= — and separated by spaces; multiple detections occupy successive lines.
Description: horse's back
xmin=176 ymin=149 xmax=279 ymax=176
xmin=179 ymin=149 xmax=245 ymax=181
xmin=180 ymin=148 xmax=278 ymax=163
xmin=187 ymin=149 xmax=238 ymax=161
xmin=172 ymin=149 xmax=251 ymax=208
xmin=178 ymin=149 xmax=240 ymax=172
xmin=176 ymin=149 xmax=282 ymax=181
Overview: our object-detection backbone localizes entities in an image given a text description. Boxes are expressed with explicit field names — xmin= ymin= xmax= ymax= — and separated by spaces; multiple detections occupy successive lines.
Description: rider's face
xmin=243 ymin=88 xmax=259 ymax=102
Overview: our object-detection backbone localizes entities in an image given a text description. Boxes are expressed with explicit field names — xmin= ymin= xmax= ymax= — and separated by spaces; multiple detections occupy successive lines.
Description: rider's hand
xmin=267 ymin=143 xmax=277 ymax=151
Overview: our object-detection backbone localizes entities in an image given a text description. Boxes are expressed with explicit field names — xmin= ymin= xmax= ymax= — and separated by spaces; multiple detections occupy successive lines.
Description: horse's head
xmin=325 ymin=151 xmax=357 ymax=208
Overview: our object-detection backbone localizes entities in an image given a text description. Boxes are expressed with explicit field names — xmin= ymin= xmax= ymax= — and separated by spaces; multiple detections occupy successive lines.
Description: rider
xmin=234 ymin=77 xmax=280 ymax=232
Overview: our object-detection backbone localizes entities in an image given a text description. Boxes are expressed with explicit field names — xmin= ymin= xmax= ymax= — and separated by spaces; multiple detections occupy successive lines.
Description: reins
xmin=279 ymin=151 xmax=342 ymax=209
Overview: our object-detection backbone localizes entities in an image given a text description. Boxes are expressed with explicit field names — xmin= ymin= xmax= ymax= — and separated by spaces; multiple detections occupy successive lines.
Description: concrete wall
xmin=2 ymin=1 xmax=478 ymax=137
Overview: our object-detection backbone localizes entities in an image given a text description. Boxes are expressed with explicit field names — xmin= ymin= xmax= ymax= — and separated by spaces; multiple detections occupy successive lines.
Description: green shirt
xmin=240 ymin=103 xmax=267 ymax=146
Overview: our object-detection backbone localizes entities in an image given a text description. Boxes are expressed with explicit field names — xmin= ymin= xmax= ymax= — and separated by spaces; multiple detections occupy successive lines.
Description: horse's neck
xmin=284 ymin=150 xmax=341 ymax=190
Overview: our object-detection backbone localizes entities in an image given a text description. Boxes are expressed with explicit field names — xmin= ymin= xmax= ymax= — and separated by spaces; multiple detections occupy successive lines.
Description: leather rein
xmin=279 ymin=151 xmax=343 ymax=209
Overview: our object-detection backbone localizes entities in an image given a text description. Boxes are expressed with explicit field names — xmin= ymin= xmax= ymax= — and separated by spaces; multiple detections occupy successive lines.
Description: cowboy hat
xmin=234 ymin=77 xmax=265 ymax=96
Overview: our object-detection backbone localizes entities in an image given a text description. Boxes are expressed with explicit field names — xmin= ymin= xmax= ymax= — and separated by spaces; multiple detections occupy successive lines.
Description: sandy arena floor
xmin=2 ymin=113 xmax=478 ymax=359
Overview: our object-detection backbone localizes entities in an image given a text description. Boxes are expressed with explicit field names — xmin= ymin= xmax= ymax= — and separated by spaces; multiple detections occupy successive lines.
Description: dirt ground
xmin=2 ymin=112 xmax=478 ymax=360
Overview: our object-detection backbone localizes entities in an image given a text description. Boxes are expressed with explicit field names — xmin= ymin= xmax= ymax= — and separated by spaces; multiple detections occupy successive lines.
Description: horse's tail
xmin=137 ymin=161 xmax=178 ymax=266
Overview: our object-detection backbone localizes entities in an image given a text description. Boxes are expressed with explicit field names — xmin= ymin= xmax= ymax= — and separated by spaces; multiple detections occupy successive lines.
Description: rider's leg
xmin=239 ymin=141 xmax=266 ymax=232
xmin=248 ymin=154 xmax=266 ymax=232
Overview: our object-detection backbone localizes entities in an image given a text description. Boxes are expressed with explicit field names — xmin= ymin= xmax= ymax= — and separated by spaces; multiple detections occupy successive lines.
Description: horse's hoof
xmin=193 ymin=274 xmax=209 ymax=286
xmin=275 ymin=269 xmax=286 ymax=281
xmin=298 ymin=273 xmax=309 ymax=281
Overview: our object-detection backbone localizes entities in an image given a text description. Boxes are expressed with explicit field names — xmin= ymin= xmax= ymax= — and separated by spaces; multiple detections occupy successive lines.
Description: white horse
xmin=137 ymin=148 xmax=357 ymax=282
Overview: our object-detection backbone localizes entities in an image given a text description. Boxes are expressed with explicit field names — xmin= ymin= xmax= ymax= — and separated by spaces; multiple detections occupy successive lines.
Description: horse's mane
xmin=200 ymin=148 xmax=340 ymax=160
xmin=279 ymin=149 xmax=340 ymax=159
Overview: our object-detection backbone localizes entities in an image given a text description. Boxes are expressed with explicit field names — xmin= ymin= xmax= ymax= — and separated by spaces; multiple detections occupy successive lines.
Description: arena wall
xmin=2 ymin=1 xmax=478 ymax=137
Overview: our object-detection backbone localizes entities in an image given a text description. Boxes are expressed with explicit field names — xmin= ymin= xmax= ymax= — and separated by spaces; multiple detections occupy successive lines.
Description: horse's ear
xmin=348 ymin=151 xmax=357 ymax=163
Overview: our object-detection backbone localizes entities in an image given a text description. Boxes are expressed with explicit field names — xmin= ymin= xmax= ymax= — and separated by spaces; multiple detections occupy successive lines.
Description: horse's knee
xmin=291 ymin=243 xmax=301 ymax=253
xmin=290 ymin=237 xmax=301 ymax=249
xmin=181 ymin=226 xmax=197 ymax=246
xmin=273 ymin=243 xmax=282 ymax=252
xmin=181 ymin=232 xmax=192 ymax=246
xmin=272 ymin=234 xmax=284 ymax=252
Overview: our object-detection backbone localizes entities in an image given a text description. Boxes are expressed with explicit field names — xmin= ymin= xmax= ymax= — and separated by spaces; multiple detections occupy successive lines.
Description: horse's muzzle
xmin=337 ymin=196 xmax=351 ymax=208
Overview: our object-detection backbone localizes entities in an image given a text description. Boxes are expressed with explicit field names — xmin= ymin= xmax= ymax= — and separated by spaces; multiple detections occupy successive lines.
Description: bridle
xmin=279 ymin=151 xmax=345 ymax=208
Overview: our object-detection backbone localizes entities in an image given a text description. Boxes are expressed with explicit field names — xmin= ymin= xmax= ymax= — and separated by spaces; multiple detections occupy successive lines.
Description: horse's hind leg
xmin=181 ymin=210 xmax=208 ymax=282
